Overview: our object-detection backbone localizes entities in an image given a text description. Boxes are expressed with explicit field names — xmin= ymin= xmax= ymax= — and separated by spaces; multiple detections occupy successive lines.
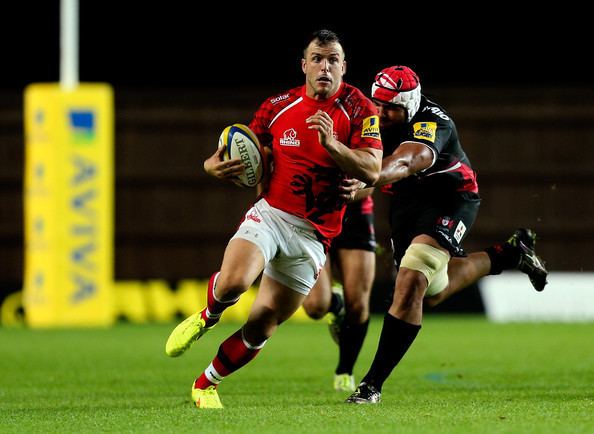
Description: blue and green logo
xmin=68 ymin=110 xmax=96 ymax=145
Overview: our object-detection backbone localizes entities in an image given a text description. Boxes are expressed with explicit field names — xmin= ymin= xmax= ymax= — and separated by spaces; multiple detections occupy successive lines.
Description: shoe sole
xmin=345 ymin=397 xmax=381 ymax=404
xmin=512 ymin=230 xmax=548 ymax=292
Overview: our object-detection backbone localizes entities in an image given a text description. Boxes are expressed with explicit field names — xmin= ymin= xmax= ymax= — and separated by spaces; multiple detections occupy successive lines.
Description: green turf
xmin=1 ymin=316 xmax=593 ymax=433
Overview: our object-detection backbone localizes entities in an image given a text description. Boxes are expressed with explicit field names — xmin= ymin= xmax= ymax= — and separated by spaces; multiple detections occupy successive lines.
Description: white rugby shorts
xmin=230 ymin=198 xmax=326 ymax=295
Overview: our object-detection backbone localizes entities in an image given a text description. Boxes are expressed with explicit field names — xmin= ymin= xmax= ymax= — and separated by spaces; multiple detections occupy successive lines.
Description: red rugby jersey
xmin=249 ymin=83 xmax=382 ymax=239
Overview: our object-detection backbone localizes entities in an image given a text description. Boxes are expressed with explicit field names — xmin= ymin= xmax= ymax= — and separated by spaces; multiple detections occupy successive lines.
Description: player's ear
xmin=342 ymin=60 xmax=347 ymax=76
xmin=301 ymin=58 xmax=306 ymax=74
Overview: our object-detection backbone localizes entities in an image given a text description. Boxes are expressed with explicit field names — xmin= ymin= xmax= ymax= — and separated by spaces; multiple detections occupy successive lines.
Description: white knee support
xmin=400 ymin=243 xmax=450 ymax=297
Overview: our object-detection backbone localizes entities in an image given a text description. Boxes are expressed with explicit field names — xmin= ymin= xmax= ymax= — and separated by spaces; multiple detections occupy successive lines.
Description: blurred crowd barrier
xmin=2 ymin=86 xmax=594 ymax=326
xmin=480 ymin=272 xmax=594 ymax=322
xmin=0 ymin=279 xmax=314 ymax=327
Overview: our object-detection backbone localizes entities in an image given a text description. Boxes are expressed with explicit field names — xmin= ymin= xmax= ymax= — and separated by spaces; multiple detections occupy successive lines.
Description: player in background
xmin=164 ymin=30 xmax=382 ymax=409
xmin=302 ymin=196 xmax=376 ymax=393
xmin=345 ymin=66 xmax=548 ymax=404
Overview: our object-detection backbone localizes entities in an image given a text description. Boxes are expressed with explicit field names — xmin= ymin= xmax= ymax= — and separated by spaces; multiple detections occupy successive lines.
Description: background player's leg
xmin=335 ymin=248 xmax=374 ymax=380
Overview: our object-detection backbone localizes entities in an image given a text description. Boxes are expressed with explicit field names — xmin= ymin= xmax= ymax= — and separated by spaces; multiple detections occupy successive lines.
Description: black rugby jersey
xmin=381 ymin=95 xmax=478 ymax=198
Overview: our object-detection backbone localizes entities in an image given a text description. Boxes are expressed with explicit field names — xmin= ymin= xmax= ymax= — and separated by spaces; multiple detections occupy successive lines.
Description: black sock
xmin=335 ymin=319 xmax=369 ymax=375
xmin=328 ymin=291 xmax=344 ymax=316
xmin=361 ymin=313 xmax=421 ymax=392
xmin=485 ymin=243 xmax=521 ymax=275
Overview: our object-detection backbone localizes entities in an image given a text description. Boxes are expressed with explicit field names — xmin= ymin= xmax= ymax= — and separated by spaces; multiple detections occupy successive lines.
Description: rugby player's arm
xmin=307 ymin=110 xmax=382 ymax=185
xmin=372 ymin=141 xmax=434 ymax=187
xmin=327 ymin=145 xmax=383 ymax=186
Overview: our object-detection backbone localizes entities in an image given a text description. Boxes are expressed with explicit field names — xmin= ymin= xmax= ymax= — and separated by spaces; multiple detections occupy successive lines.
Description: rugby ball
xmin=218 ymin=124 xmax=263 ymax=188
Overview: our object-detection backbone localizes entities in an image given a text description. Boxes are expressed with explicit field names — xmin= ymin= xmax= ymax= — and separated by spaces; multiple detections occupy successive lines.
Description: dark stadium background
xmin=1 ymin=2 xmax=593 ymax=314
xmin=3 ymin=2 xmax=592 ymax=89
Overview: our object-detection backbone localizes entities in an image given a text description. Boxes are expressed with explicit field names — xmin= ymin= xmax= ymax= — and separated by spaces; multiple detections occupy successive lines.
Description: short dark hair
xmin=303 ymin=29 xmax=343 ymax=56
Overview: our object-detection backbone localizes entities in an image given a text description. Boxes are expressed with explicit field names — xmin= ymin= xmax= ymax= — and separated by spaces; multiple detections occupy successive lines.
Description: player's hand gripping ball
xmin=218 ymin=124 xmax=263 ymax=188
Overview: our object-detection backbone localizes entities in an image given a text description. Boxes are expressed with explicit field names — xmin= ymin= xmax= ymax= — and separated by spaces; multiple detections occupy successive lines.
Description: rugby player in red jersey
xmin=165 ymin=29 xmax=382 ymax=408
xmin=345 ymin=66 xmax=548 ymax=404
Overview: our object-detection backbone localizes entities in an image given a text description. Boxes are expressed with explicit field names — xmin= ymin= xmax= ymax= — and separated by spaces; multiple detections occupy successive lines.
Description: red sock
xmin=194 ymin=328 xmax=266 ymax=389
xmin=200 ymin=272 xmax=240 ymax=327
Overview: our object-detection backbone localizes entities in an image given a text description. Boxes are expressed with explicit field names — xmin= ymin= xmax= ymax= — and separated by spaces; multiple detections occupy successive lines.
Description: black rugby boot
xmin=507 ymin=228 xmax=548 ymax=291
xmin=345 ymin=382 xmax=381 ymax=404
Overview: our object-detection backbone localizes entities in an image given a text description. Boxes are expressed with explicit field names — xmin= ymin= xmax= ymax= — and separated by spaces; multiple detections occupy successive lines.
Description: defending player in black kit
xmin=345 ymin=65 xmax=548 ymax=404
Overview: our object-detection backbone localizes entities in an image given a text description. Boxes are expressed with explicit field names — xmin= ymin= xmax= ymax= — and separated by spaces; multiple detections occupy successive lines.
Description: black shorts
xmin=332 ymin=202 xmax=376 ymax=252
xmin=389 ymin=191 xmax=481 ymax=266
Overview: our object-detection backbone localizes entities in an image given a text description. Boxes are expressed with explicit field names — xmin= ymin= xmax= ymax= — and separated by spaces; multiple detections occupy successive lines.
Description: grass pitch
xmin=1 ymin=316 xmax=593 ymax=433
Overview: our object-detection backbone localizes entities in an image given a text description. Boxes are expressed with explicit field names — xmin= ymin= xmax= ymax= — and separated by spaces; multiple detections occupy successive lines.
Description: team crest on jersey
xmin=279 ymin=128 xmax=301 ymax=147
xmin=454 ymin=220 xmax=467 ymax=243
xmin=361 ymin=115 xmax=381 ymax=139
xmin=413 ymin=122 xmax=437 ymax=143
xmin=438 ymin=216 xmax=455 ymax=229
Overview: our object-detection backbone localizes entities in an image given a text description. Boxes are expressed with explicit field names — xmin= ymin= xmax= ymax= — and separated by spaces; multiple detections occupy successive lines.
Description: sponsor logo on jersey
xmin=247 ymin=209 xmax=261 ymax=223
xmin=279 ymin=128 xmax=301 ymax=147
xmin=270 ymin=93 xmax=290 ymax=104
xmin=438 ymin=216 xmax=455 ymax=229
xmin=422 ymin=106 xmax=450 ymax=120
xmin=413 ymin=121 xmax=437 ymax=143
xmin=436 ymin=229 xmax=454 ymax=245
xmin=314 ymin=265 xmax=323 ymax=281
xmin=361 ymin=115 xmax=380 ymax=139
xmin=454 ymin=220 xmax=466 ymax=243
